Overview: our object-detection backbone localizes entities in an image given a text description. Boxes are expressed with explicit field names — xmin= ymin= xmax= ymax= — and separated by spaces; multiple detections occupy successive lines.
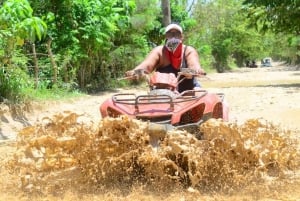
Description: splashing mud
xmin=3 ymin=112 xmax=300 ymax=200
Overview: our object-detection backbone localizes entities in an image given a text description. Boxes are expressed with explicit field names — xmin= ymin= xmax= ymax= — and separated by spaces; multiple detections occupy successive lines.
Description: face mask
xmin=165 ymin=38 xmax=182 ymax=52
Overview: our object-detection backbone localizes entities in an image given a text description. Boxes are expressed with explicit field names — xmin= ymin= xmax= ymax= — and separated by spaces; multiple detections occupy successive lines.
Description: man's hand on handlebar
xmin=124 ymin=69 xmax=146 ymax=80
xmin=197 ymin=68 xmax=206 ymax=76
xmin=125 ymin=70 xmax=135 ymax=77
xmin=178 ymin=68 xmax=206 ymax=79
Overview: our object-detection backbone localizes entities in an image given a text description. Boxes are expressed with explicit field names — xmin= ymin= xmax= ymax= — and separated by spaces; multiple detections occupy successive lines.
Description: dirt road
xmin=0 ymin=63 xmax=299 ymax=200
xmin=1 ymin=62 xmax=299 ymax=140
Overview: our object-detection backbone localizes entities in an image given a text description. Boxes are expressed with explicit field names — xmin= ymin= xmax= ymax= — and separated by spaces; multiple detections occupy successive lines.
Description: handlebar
xmin=120 ymin=68 xmax=206 ymax=81
xmin=118 ymin=68 xmax=208 ymax=91
xmin=177 ymin=68 xmax=206 ymax=77
xmin=118 ymin=69 xmax=147 ymax=81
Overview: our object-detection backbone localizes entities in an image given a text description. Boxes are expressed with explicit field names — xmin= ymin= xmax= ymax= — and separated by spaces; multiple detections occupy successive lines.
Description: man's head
xmin=164 ymin=23 xmax=183 ymax=39
xmin=164 ymin=23 xmax=183 ymax=52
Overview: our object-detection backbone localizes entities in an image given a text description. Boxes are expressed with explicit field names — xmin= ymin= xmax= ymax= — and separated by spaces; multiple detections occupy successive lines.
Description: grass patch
xmin=24 ymin=87 xmax=86 ymax=102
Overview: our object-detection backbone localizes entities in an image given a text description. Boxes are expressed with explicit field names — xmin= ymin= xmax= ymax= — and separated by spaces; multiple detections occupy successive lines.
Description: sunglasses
xmin=165 ymin=31 xmax=182 ymax=39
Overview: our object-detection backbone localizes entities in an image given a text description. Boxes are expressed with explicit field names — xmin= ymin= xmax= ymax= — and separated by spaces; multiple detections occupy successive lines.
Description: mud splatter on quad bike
xmin=100 ymin=69 xmax=229 ymax=138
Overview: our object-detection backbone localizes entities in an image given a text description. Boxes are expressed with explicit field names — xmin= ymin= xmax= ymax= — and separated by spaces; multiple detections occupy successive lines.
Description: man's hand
xmin=183 ymin=72 xmax=194 ymax=79
xmin=124 ymin=69 xmax=146 ymax=80
xmin=197 ymin=68 xmax=206 ymax=75
xmin=178 ymin=68 xmax=206 ymax=79
xmin=125 ymin=70 xmax=135 ymax=77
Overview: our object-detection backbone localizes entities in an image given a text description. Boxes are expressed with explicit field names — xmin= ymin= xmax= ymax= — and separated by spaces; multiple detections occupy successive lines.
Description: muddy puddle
xmin=1 ymin=111 xmax=300 ymax=200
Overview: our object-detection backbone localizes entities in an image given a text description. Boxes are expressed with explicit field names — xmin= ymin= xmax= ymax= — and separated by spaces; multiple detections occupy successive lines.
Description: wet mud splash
xmin=4 ymin=111 xmax=300 ymax=199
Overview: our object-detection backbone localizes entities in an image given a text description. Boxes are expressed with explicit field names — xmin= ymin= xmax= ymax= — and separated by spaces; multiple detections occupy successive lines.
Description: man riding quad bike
xmin=100 ymin=23 xmax=229 ymax=137
xmin=125 ymin=23 xmax=205 ymax=93
xmin=100 ymin=69 xmax=229 ymax=136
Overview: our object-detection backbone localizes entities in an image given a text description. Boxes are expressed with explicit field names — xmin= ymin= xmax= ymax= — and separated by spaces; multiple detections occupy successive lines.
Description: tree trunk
xmin=32 ymin=43 xmax=39 ymax=89
xmin=46 ymin=38 xmax=58 ymax=84
xmin=161 ymin=0 xmax=171 ymax=26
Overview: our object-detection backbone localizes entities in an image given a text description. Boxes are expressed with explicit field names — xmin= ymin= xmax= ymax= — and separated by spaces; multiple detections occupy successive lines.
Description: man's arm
xmin=185 ymin=46 xmax=205 ymax=74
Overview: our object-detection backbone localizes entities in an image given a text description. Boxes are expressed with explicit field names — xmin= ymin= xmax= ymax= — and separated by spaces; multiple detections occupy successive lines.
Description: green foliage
xmin=108 ymin=0 xmax=160 ymax=81
xmin=191 ymin=0 xmax=243 ymax=71
xmin=270 ymin=34 xmax=300 ymax=64
xmin=197 ymin=45 xmax=213 ymax=71
xmin=243 ymin=0 xmax=300 ymax=34
xmin=36 ymin=0 xmax=136 ymax=89
xmin=170 ymin=0 xmax=196 ymax=29
xmin=211 ymin=36 xmax=232 ymax=72
xmin=109 ymin=39 xmax=150 ymax=75
xmin=189 ymin=0 xmax=288 ymax=71
xmin=242 ymin=0 xmax=300 ymax=64
xmin=0 ymin=0 xmax=33 ymax=23
xmin=1 ymin=0 xmax=299 ymax=105
xmin=130 ymin=0 xmax=159 ymax=32
xmin=129 ymin=0 xmax=162 ymax=46
xmin=229 ymin=22 xmax=266 ymax=66
xmin=0 ymin=0 xmax=47 ymax=41
xmin=17 ymin=17 xmax=47 ymax=41
xmin=0 ymin=0 xmax=47 ymax=103
xmin=0 ymin=66 xmax=33 ymax=103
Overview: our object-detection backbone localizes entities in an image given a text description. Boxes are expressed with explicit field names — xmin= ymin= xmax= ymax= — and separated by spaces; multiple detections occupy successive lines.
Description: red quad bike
xmin=100 ymin=69 xmax=229 ymax=139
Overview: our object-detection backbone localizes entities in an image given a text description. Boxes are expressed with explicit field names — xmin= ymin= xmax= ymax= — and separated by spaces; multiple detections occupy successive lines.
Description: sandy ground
xmin=0 ymin=62 xmax=299 ymax=201
xmin=202 ymin=64 xmax=300 ymax=131
xmin=1 ymin=62 xmax=299 ymax=141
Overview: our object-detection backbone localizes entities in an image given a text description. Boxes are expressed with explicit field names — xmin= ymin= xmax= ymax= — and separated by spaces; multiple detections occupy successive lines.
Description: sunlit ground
xmin=1 ymin=65 xmax=300 ymax=201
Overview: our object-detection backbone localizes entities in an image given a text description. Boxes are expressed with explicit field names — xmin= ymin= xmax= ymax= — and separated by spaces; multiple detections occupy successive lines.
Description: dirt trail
xmin=0 ymin=63 xmax=300 ymax=201
xmin=2 ymin=62 xmax=299 ymax=140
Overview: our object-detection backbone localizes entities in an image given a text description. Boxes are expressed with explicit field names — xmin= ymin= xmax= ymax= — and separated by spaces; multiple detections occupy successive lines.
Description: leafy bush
xmin=0 ymin=66 xmax=34 ymax=103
